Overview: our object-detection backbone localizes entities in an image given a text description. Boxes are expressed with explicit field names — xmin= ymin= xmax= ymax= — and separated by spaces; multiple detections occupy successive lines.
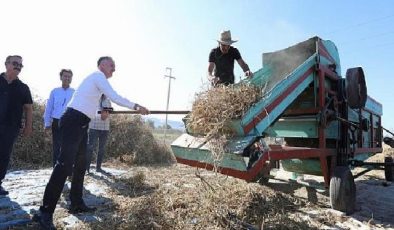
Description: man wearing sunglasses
xmin=0 ymin=55 xmax=33 ymax=196
xmin=33 ymin=56 xmax=149 ymax=230
xmin=208 ymin=30 xmax=253 ymax=86
xmin=43 ymin=69 xmax=75 ymax=167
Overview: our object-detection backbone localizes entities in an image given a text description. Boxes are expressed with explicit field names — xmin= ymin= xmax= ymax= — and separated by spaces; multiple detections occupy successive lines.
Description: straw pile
xmin=12 ymin=98 xmax=52 ymax=169
xmin=75 ymin=165 xmax=324 ymax=230
xmin=186 ymin=83 xmax=263 ymax=162
xmin=107 ymin=115 xmax=175 ymax=165
xmin=11 ymin=99 xmax=174 ymax=170
xmin=187 ymin=83 xmax=262 ymax=137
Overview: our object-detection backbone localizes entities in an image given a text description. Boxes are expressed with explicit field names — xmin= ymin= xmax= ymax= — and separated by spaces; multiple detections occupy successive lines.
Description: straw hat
xmin=217 ymin=30 xmax=238 ymax=45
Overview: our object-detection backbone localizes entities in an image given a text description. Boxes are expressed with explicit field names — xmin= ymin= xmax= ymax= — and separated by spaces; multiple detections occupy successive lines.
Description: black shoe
xmin=69 ymin=203 xmax=97 ymax=214
xmin=97 ymin=168 xmax=111 ymax=175
xmin=32 ymin=211 xmax=56 ymax=230
xmin=0 ymin=186 xmax=9 ymax=196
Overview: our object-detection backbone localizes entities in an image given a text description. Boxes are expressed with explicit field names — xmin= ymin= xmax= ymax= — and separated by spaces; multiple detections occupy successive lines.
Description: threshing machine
xmin=171 ymin=36 xmax=392 ymax=214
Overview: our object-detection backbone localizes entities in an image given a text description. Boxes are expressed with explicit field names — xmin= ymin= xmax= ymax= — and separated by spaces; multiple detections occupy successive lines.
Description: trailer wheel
xmin=329 ymin=166 xmax=356 ymax=214
xmin=384 ymin=157 xmax=394 ymax=182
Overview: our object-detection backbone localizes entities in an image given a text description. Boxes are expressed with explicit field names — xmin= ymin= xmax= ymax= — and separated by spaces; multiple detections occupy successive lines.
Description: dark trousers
xmin=40 ymin=108 xmax=90 ymax=214
xmin=0 ymin=125 xmax=19 ymax=184
xmin=51 ymin=118 xmax=61 ymax=167
xmin=86 ymin=129 xmax=109 ymax=170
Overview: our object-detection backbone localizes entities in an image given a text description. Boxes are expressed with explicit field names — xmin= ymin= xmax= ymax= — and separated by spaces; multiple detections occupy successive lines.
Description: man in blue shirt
xmin=0 ymin=55 xmax=33 ymax=196
xmin=43 ymin=69 xmax=75 ymax=166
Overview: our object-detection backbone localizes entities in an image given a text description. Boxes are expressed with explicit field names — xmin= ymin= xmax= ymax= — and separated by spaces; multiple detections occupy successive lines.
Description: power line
xmin=324 ymin=13 xmax=394 ymax=36
xmin=340 ymin=41 xmax=394 ymax=55
xmin=338 ymin=30 xmax=394 ymax=45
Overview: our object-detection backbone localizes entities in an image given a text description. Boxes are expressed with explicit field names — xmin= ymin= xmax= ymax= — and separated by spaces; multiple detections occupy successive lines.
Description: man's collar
xmin=1 ymin=72 xmax=19 ymax=84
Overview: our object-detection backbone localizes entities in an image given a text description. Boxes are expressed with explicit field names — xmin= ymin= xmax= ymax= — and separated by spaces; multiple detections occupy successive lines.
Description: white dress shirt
xmin=43 ymin=87 xmax=75 ymax=127
xmin=68 ymin=70 xmax=136 ymax=119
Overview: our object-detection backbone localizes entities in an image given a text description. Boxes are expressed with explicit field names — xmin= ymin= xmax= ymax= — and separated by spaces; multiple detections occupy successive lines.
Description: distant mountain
xmin=145 ymin=117 xmax=185 ymax=130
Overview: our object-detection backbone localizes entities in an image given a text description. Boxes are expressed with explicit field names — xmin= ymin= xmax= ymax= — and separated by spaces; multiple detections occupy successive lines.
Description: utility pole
xmin=164 ymin=67 xmax=175 ymax=141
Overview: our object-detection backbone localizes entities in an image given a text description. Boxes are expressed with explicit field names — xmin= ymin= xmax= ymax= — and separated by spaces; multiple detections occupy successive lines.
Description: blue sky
xmin=1 ymin=0 xmax=394 ymax=132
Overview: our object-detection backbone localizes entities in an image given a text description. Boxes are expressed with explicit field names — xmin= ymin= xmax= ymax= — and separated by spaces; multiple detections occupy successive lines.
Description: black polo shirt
xmin=209 ymin=46 xmax=242 ymax=85
xmin=0 ymin=73 xmax=33 ymax=128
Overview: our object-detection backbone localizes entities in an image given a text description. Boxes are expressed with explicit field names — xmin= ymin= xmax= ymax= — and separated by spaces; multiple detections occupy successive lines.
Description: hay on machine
xmin=186 ymin=83 xmax=264 ymax=162
xmin=187 ymin=83 xmax=263 ymax=137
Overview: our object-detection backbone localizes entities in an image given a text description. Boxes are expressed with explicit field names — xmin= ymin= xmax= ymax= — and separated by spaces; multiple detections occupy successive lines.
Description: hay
xmin=108 ymin=115 xmax=175 ymax=165
xmin=12 ymin=97 xmax=52 ymax=169
xmin=79 ymin=165 xmax=322 ymax=230
xmin=187 ymin=83 xmax=262 ymax=137
xmin=186 ymin=83 xmax=263 ymax=164
xmin=11 ymin=98 xmax=175 ymax=170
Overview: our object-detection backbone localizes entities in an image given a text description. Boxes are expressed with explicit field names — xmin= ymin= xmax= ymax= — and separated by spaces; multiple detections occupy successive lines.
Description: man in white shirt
xmin=33 ymin=56 xmax=149 ymax=229
xmin=43 ymin=69 xmax=75 ymax=167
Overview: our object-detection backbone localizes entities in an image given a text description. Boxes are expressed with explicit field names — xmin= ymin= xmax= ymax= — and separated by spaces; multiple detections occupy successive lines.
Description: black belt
xmin=66 ymin=108 xmax=91 ymax=123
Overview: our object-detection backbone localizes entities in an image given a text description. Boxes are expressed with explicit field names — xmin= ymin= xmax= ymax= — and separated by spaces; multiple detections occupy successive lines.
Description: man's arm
xmin=43 ymin=90 xmax=54 ymax=129
xmin=237 ymin=59 xmax=253 ymax=78
xmin=207 ymin=62 xmax=219 ymax=84
xmin=23 ymin=104 xmax=33 ymax=137
xmin=96 ymin=75 xmax=149 ymax=115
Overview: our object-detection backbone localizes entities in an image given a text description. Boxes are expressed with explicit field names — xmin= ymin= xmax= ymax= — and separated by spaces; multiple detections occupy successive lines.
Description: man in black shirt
xmin=0 ymin=55 xmax=33 ymax=196
xmin=208 ymin=30 xmax=253 ymax=86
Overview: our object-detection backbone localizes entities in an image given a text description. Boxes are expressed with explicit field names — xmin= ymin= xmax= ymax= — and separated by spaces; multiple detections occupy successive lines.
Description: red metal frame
xmin=318 ymin=67 xmax=326 ymax=149
xmin=176 ymin=146 xmax=337 ymax=186
xmin=175 ymin=154 xmax=268 ymax=182
xmin=176 ymin=146 xmax=382 ymax=187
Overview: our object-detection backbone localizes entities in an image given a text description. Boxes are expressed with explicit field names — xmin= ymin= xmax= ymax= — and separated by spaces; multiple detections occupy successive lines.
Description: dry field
xmin=16 ymin=157 xmax=391 ymax=230
xmin=6 ymin=98 xmax=394 ymax=229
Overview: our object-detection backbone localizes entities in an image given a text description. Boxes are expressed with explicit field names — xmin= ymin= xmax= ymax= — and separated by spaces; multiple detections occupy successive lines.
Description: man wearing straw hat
xmin=208 ymin=30 xmax=253 ymax=86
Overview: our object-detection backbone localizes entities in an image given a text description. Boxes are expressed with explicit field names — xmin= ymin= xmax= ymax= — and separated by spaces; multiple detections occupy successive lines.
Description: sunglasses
xmin=9 ymin=61 xmax=24 ymax=68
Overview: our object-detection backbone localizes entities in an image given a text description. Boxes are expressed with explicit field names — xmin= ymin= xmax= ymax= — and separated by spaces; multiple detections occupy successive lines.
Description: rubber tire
xmin=384 ymin=157 xmax=394 ymax=182
xmin=329 ymin=166 xmax=356 ymax=215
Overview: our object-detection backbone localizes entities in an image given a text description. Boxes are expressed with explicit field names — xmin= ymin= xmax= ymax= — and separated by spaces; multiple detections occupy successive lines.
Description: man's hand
xmin=208 ymin=75 xmax=220 ymax=85
xmin=22 ymin=103 xmax=33 ymax=137
xmin=237 ymin=59 xmax=253 ymax=79
xmin=22 ymin=125 xmax=32 ymax=137
xmin=101 ymin=110 xmax=110 ymax=120
xmin=244 ymin=70 xmax=253 ymax=78
xmin=136 ymin=105 xmax=150 ymax=115
xmin=44 ymin=126 xmax=51 ymax=135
